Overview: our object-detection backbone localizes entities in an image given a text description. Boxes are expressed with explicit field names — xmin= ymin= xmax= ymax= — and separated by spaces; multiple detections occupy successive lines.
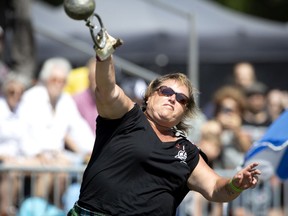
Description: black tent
xmin=32 ymin=0 xmax=288 ymax=106
xmin=32 ymin=0 xmax=288 ymax=64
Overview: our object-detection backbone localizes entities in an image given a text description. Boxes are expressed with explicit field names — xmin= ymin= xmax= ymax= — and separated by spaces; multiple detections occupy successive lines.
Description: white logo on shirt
xmin=175 ymin=145 xmax=187 ymax=164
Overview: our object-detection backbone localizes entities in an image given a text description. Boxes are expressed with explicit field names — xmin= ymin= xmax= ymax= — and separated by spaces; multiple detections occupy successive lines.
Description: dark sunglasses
xmin=220 ymin=107 xmax=235 ymax=114
xmin=6 ymin=89 xmax=23 ymax=97
xmin=157 ymin=86 xmax=189 ymax=105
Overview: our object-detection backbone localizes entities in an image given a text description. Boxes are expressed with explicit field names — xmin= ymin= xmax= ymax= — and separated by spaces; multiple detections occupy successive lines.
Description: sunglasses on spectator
xmin=157 ymin=86 xmax=189 ymax=105
xmin=49 ymin=77 xmax=66 ymax=85
xmin=6 ymin=89 xmax=23 ymax=97
xmin=220 ymin=107 xmax=235 ymax=114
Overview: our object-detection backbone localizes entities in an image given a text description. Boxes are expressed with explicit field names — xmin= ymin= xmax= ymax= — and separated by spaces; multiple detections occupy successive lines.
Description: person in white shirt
xmin=0 ymin=72 xmax=30 ymax=216
xmin=18 ymin=57 xmax=94 ymax=159
xmin=0 ymin=73 xmax=29 ymax=160
xmin=17 ymin=57 xmax=94 ymax=200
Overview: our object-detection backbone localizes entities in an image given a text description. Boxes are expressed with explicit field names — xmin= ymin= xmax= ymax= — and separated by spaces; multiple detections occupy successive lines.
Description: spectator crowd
xmin=1 ymin=50 xmax=288 ymax=216
xmin=0 ymin=2 xmax=287 ymax=214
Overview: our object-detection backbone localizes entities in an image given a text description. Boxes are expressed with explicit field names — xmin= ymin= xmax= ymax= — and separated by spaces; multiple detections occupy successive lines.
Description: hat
xmin=245 ymin=82 xmax=268 ymax=96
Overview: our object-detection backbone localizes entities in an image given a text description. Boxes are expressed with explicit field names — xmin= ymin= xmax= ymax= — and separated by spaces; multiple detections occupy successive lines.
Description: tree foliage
xmin=41 ymin=0 xmax=288 ymax=22
xmin=41 ymin=0 xmax=63 ymax=7
xmin=211 ymin=0 xmax=288 ymax=22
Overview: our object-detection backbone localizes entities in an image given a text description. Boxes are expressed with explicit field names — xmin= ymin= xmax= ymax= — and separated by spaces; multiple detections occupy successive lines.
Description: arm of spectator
xmin=233 ymin=128 xmax=252 ymax=152
xmin=218 ymin=113 xmax=251 ymax=152
xmin=64 ymin=134 xmax=81 ymax=153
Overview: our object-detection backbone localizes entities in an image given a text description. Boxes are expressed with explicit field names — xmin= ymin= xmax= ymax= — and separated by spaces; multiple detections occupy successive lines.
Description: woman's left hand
xmin=231 ymin=162 xmax=261 ymax=190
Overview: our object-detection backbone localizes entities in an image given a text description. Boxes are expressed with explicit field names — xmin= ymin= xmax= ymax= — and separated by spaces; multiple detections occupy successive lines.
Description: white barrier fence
xmin=0 ymin=165 xmax=287 ymax=216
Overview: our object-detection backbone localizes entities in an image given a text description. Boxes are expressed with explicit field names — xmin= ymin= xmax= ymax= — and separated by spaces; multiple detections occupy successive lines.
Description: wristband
xmin=229 ymin=179 xmax=243 ymax=193
xmin=96 ymin=55 xmax=104 ymax=62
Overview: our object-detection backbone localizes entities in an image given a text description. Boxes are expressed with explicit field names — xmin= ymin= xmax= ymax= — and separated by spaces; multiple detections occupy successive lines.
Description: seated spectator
xmin=72 ymin=58 xmax=97 ymax=135
xmin=242 ymin=81 xmax=271 ymax=142
xmin=16 ymin=57 xmax=94 ymax=202
xmin=0 ymin=72 xmax=29 ymax=160
xmin=202 ymin=85 xmax=251 ymax=169
xmin=18 ymin=57 xmax=94 ymax=157
xmin=0 ymin=72 xmax=29 ymax=216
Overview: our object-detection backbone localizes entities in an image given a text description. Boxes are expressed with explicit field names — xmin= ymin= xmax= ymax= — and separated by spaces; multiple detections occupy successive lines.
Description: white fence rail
xmin=0 ymin=165 xmax=287 ymax=216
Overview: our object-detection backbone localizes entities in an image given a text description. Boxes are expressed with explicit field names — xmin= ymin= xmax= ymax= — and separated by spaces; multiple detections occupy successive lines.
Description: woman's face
xmin=216 ymin=98 xmax=242 ymax=129
xmin=145 ymin=79 xmax=189 ymax=128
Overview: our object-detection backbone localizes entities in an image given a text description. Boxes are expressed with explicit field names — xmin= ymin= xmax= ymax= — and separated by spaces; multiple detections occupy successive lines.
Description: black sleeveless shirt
xmin=78 ymin=104 xmax=200 ymax=216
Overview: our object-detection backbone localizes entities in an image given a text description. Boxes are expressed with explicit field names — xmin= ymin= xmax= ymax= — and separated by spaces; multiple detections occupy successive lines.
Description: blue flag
xmin=243 ymin=110 xmax=288 ymax=181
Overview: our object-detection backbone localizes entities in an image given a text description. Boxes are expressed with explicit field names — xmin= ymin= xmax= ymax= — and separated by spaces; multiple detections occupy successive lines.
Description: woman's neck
xmin=144 ymin=111 xmax=175 ymax=137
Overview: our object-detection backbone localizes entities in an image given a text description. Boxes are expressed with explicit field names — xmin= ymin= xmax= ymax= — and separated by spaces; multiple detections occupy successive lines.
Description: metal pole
xmin=187 ymin=13 xmax=199 ymax=105
xmin=143 ymin=0 xmax=199 ymax=101
xmin=285 ymin=182 xmax=288 ymax=216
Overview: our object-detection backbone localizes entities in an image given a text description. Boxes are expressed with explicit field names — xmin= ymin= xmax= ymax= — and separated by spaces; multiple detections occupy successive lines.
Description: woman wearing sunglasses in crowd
xmin=68 ymin=35 xmax=261 ymax=216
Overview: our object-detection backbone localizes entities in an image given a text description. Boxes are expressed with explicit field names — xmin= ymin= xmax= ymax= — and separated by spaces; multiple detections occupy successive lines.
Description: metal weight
xmin=63 ymin=0 xmax=105 ymax=48
xmin=63 ymin=0 xmax=122 ymax=55
xmin=64 ymin=0 xmax=95 ymax=20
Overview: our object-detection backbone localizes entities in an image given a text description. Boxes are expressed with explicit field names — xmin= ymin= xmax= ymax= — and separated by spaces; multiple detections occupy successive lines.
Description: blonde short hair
xmin=142 ymin=72 xmax=199 ymax=133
